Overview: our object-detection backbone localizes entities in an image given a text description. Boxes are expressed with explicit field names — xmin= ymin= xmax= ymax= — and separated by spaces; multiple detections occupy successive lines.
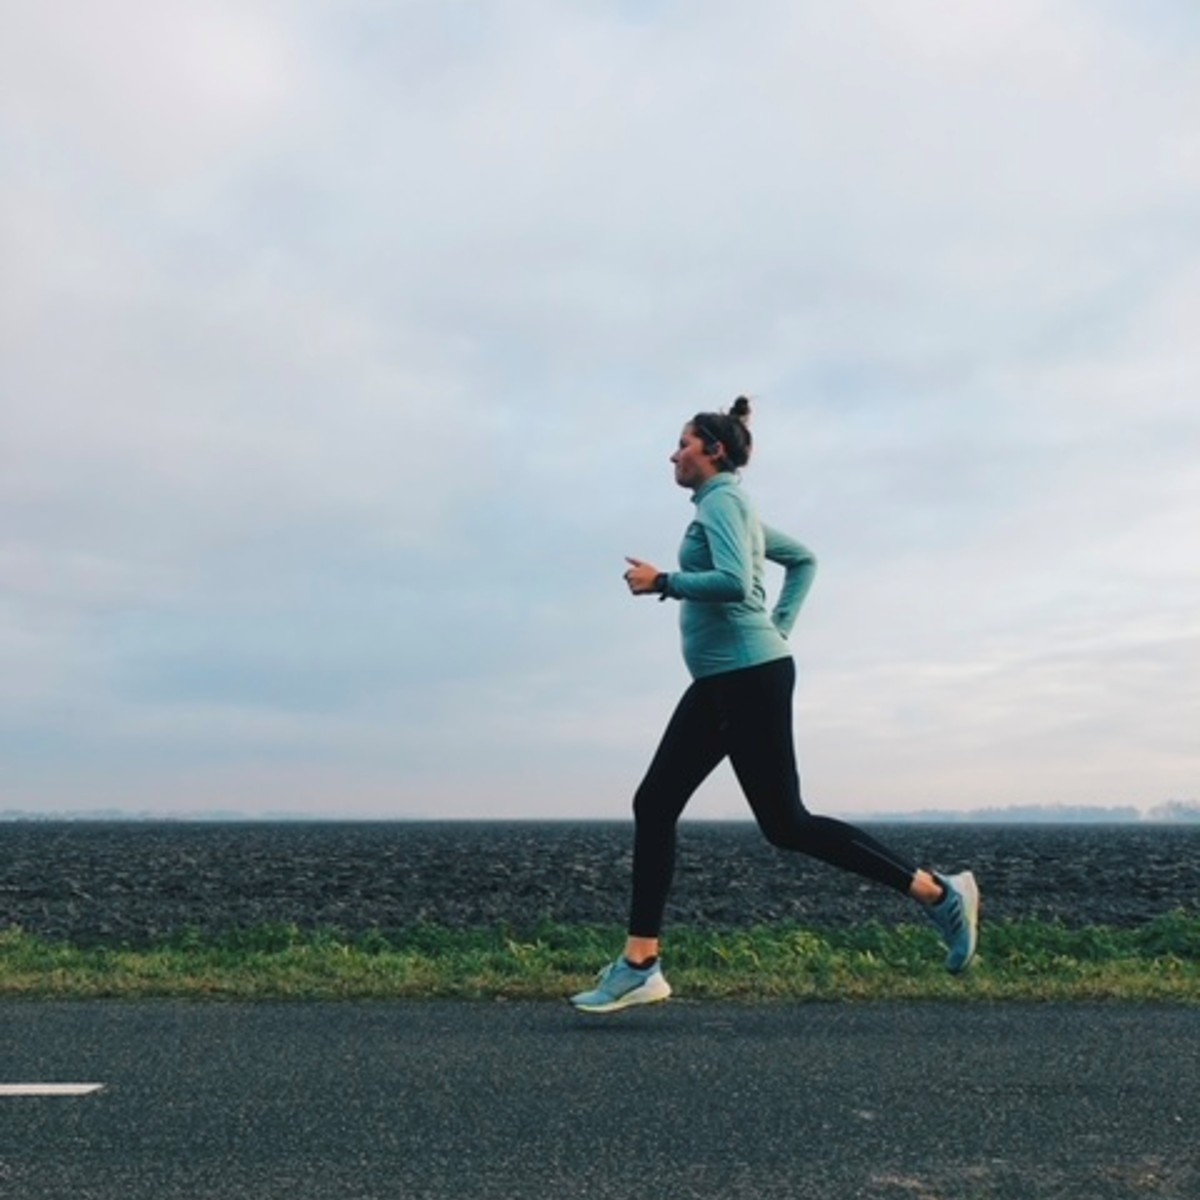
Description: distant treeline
xmin=865 ymin=801 xmax=1200 ymax=824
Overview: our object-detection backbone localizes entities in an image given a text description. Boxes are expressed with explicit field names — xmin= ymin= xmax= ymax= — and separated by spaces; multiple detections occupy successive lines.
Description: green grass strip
xmin=1 ymin=913 xmax=1196 ymax=1002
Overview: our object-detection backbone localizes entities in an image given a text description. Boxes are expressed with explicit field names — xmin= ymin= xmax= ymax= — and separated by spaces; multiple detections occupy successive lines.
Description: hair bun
xmin=730 ymin=395 xmax=752 ymax=423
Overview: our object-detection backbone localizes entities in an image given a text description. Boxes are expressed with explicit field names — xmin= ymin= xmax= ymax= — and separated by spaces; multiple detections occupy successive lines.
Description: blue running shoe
xmin=570 ymin=957 xmax=672 ymax=1014
xmin=927 ymin=871 xmax=980 ymax=973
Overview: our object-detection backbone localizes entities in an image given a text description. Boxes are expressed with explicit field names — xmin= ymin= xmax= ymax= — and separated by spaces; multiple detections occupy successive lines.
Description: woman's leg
xmin=626 ymin=678 xmax=727 ymax=948
xmin=722 ymin=658 xmax=920 ymax=893
xmin=722 ymin=657 xmax=980 ymax=970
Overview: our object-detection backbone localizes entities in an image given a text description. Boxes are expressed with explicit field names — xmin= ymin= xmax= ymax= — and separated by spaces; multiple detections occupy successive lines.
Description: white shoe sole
xmin=570 ymin=976 xmax=672 ymax=1014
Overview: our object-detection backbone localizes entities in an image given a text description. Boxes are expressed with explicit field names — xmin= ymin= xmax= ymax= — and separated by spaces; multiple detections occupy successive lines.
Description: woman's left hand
xmin=623 ymin=557 xmax=662 ymax=595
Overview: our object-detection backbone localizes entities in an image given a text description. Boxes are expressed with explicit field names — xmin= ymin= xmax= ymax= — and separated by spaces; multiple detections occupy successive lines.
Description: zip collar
xmin=691 ymin=471 xmax=739 ymax=505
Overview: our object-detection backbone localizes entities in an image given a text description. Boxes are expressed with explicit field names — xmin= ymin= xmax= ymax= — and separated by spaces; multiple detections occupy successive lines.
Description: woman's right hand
xmin=623 ymin=557 xmax=663 ymax=595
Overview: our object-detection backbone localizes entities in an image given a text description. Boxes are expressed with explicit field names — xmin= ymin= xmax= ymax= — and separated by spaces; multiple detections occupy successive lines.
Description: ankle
xmin=910 ymin=870 xmax=946 ymax=906
xmin=624 ymin=936 xmax=660 ymax=964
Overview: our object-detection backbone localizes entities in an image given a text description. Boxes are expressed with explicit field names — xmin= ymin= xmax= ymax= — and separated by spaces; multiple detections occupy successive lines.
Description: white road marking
xmin=0 ymin=1084 xmax=105 ymax=1097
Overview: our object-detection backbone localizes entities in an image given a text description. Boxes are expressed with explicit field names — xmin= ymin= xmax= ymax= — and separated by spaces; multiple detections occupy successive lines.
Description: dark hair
xmin=691 ymin=396 xmax=753 ymax=470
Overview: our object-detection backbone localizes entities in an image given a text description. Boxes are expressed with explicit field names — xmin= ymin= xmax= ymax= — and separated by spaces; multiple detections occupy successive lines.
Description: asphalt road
xmin=1 ymin=1000 xmax=1197 ymax=1199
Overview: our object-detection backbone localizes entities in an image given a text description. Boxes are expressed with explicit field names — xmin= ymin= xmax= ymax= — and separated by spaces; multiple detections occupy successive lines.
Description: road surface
xmin=2 ymin=999 xmax=1197 ymax=1199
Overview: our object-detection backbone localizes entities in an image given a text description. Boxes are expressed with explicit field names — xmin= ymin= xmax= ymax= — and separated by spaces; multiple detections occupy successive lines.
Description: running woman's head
xmin=671 ymin=397 xmax=753 ymax=489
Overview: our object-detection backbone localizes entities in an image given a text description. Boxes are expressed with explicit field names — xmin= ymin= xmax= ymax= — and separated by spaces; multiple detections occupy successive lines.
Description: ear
xmin=704 ymin=440 xmax=724 ymax=459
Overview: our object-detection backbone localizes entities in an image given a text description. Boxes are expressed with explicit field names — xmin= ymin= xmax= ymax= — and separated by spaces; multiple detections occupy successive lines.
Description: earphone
xmin=694 ymin=423 xmax=724 ymax=456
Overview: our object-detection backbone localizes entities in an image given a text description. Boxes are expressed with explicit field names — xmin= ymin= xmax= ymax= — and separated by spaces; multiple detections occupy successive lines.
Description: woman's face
xmin=670 ymin=424 xmax=721 ymax=490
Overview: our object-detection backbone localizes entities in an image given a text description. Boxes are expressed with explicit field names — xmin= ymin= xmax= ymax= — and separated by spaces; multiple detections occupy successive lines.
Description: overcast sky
xmin=2 ymin=1 xmax=1198 ymax=820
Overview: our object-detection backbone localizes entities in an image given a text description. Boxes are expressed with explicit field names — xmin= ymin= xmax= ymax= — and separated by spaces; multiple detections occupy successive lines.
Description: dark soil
xmin=1 ymin=821 xmax=1197 ymax=948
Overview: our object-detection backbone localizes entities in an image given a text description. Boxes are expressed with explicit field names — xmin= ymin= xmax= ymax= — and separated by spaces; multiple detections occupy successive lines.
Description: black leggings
xmin=629 ymin=656 xmax=918 ymax=937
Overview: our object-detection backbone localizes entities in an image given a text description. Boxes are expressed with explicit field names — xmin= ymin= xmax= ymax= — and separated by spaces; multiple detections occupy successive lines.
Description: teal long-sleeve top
xmin=661 ymin=473 xmax=817 ymax=679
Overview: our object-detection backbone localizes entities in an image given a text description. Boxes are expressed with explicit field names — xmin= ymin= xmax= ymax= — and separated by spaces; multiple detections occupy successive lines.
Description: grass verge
xmin=1 ymin=914 xmax=1197 ymax=1002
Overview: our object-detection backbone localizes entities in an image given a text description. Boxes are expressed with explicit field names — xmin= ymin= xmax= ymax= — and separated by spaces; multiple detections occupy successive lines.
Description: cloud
xmin=1 ymin=1 xmax=1197 ymax=816
xmin=1 ymin=1 xmax=295 ymax=185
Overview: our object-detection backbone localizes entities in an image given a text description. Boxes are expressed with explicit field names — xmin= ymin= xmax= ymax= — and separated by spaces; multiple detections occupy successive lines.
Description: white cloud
xmin=1 ymin=1 xmax=296 ymax=186
xmin=1 ymin=0 xmax=1197 ymax=815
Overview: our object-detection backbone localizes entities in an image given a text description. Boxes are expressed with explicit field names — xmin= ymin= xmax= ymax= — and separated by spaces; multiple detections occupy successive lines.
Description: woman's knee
xmin=632 ymin=787 xmax=666 ymax=828
xmin=759 ymin=820 xmax=799 ymax=850
xmin=755 ymin=806 xmax=815 ymax=850
xmin=633 ymin=778 xmax=687 ymax=831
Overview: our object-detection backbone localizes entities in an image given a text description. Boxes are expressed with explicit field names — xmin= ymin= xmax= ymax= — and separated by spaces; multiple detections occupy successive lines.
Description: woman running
xmin=570 ymin=397 xmax=979 ymax=1013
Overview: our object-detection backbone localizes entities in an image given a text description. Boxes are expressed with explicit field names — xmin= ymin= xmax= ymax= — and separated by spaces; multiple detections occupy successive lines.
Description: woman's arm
xmin=763 ymin=525 xmax=816 ymax=636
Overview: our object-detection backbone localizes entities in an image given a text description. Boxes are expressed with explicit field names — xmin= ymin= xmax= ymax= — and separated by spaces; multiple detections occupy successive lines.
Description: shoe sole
xmin=946 ymin=871 xmax=980 ymax=974
xmin=570 ymin=978 xmax=672 ymax=1015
